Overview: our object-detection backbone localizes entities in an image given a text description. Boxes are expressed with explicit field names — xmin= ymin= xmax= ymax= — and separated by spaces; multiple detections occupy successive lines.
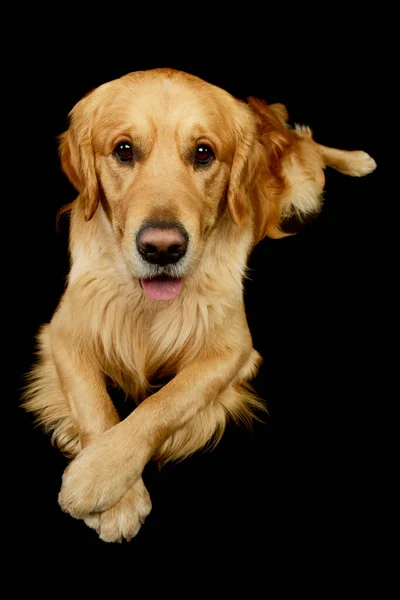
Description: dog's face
xmin=61 ymin=69 xmax=258 ymax=299
xmin=60 ymin=68 xmax=326 ymax=300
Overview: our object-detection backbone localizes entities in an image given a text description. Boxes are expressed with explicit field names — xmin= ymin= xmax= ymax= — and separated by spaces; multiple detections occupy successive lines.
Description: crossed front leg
xmin=58 ymin=338 xmax=252 ymax=520
xmin=50 ymin=323 xmax=151 ymax=542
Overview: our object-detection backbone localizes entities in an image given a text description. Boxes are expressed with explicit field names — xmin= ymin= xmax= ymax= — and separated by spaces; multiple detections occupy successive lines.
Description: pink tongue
xmin=141 ymin=278 xmax=183 ymax=301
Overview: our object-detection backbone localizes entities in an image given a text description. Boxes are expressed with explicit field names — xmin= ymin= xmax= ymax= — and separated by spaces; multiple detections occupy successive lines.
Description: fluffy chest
xmin=98 ymin=285 xmax=222 ymax=400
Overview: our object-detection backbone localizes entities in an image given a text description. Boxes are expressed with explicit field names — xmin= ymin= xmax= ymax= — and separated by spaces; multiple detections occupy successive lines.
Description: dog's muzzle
xmin=136 ymin=221 xmax=189 ymax=301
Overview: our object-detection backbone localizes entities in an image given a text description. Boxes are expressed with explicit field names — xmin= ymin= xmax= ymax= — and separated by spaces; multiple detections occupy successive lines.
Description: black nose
xmin=136 ymin=223 xmax=188 ymax=265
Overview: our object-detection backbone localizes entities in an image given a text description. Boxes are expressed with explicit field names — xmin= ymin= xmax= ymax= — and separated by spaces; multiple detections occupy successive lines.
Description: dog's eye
xmin=114 ymin=142 xmax=134 ymax=163
xmin=194 ymin=145 xmax=214 ymax=167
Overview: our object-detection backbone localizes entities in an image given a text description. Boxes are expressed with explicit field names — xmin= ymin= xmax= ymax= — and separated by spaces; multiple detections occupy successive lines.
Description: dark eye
xmin=114 ymin=141 xmax=134 ymax=163
xmin=194 ymin=144 xmax=214 ymax=167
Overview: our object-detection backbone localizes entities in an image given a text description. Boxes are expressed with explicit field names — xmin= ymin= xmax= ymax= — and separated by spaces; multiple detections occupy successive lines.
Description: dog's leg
xmin=38 ymin=321 xmax=151 ymax=542
xmin=154 ymin=349 xmax=263 ymax=464
xmin=58 ymin=329 xmax=254 ymax=518
xmin=318 ymin=144 xmax=376 ymax=177
xmin=50 ymin=325 xmax=120 ymax=447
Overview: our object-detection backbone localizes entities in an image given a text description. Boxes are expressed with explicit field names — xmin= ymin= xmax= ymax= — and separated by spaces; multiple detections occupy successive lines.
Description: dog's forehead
xmin=92 ymin=69 xmax=240 ymax=137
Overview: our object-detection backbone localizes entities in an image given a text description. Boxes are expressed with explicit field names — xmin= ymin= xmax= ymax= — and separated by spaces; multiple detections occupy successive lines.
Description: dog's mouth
xmin=140 ymin=276 xmax=183 ymax=301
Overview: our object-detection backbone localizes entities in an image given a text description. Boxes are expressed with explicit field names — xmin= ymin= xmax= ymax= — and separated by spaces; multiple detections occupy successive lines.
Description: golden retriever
xmin=23 ymin=68 xmax=376 ymax=542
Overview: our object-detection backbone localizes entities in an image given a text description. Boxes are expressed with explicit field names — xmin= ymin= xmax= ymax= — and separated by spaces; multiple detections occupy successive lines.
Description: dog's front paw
xmin=84 ymin=478 xmax=152 ymax=543
xmin=58 ymin=431 xmax=141 ymax=518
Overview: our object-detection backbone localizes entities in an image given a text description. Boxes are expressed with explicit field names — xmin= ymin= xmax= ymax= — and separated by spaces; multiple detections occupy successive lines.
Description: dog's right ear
xmin=58 ymin=95 xmax=99 ymax=222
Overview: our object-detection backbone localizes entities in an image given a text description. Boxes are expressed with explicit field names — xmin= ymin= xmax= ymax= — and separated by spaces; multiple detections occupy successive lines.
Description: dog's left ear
xmin=58 ymin=93 xmax=100 ymax=222
xmin=228 ymin=97 xmax=326 ymax=243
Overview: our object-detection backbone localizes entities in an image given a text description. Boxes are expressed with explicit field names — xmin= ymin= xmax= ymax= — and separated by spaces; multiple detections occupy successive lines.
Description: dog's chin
xmin=139 ymin=275 xmax=183 ymax=301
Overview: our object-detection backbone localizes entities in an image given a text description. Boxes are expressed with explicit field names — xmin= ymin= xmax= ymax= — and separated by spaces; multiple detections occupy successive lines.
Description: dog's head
xmin=60 ymin=69 xmax=325 ymax=300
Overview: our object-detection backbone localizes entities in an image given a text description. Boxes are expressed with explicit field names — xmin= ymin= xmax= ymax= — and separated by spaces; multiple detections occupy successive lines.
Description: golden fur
xmin=23 ymin=68 xmax=376 ymax=542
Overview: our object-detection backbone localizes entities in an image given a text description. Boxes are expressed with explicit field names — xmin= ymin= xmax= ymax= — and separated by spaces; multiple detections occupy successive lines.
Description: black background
xmin=8 ymin=22 xmax=389 ymax=579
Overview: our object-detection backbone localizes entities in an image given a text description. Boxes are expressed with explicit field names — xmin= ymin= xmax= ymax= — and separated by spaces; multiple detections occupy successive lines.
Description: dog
xmin=23 ymin=68 xmax=376 ymax=542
